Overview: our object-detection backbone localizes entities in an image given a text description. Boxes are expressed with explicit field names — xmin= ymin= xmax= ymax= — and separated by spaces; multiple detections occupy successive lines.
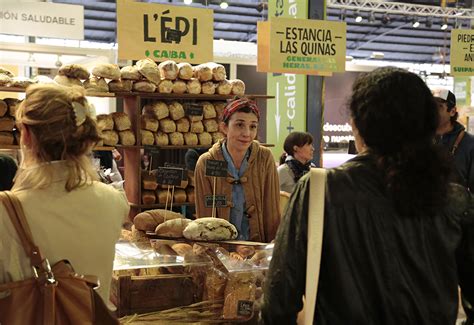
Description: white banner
xmin=0 ymin=2 xmax=84 ymax=40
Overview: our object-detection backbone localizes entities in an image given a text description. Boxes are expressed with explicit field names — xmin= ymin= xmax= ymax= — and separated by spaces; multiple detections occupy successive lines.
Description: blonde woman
xmin=0 ymin=84 xmax=129 ymax=307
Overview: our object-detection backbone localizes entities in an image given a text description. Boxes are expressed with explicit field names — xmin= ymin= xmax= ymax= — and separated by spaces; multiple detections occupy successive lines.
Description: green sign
xmin=454 ymin=77 xmax=471 ymax=107
xmin=266 ymin=0 xmax=308 ymax=160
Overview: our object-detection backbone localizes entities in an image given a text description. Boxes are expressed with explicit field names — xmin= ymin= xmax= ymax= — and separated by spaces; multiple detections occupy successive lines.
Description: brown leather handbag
xmin=0 ymin=191 xmax=119 ymax=325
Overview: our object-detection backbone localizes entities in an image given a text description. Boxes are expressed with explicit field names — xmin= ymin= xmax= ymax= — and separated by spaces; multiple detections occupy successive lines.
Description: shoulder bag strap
xmin=304 ymin=168 xmax=326 ymax=325
xmin=451 ymin=130 xmax=465 ymax=155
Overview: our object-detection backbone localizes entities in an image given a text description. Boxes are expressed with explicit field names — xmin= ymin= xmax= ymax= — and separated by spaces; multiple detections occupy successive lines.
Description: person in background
xmin=0 ymin=153 xmax=17 ymax=190
xmin=194 ymin=98 xmax=280 ymax=242
xmin=262 ymin=67 xmax=474 ymax=324
xmin=433 ymin=89 xmax=474 ymax=191
xmin=278 ymin=131 xmax=315 ymax=193
xmin=0 ymin=84 xmax=129 ymax=308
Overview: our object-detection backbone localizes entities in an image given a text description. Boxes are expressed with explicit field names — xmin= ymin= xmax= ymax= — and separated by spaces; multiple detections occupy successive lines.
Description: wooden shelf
xmin=0 ymin=144 xmax=115 ymax=151
xmin=114 ymin=92 xmax=274 ymax=100
xmin=130 ymin=202 xmax=195 ymax=209
xmin=116 ymin=144 xmax=211 ymax=150
xmin=0 ymin=86 xmax=115 ymax=98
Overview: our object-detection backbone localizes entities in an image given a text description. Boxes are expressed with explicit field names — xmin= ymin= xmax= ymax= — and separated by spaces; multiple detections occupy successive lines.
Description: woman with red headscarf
xmin=194 ymin=98 xmax=280 ymax=242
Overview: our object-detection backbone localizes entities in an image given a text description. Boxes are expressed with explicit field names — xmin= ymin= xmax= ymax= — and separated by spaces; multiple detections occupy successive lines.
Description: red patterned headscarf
xmin=222 ymin=98 xmax=260 ymax=123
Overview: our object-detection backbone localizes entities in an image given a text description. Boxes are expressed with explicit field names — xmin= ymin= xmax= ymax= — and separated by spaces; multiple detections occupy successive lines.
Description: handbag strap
xmin=304 ymin=168 xmax=326 ymax=325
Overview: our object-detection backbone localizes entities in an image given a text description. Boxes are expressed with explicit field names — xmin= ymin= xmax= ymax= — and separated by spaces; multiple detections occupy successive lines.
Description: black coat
xmin=262 ymin=154 xmax=474 ymax=325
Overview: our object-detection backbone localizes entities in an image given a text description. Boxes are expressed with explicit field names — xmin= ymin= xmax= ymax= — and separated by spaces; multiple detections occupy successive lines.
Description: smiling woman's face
xmin=221 ymin=111 xmax=259 ymax=153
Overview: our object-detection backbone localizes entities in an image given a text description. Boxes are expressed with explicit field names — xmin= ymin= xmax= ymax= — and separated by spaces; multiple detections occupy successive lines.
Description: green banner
xmin=266 ymin=0 xmax=308 ymax=160
xmin=454 ymin=77 xmax=471 ymax=107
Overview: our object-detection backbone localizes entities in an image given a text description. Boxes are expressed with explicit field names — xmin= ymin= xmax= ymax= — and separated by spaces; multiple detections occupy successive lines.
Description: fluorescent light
xmin=413 ymin=21 xmax=420 ymax=28
xmin=441 ymin=19 xmax=448 ymax=30
xmin=355 ymin=11 xmax=363 ymax=23
xmin=184 ymin=0 xmax=192 ymax=4
xmin=220 ymin=1 xmax=228 ymax=9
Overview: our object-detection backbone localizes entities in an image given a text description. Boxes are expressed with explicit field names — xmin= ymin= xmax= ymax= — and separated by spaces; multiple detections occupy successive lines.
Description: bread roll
xmin=177 ymin=62 xmax=193 ymax=80
xmin=155 ymin=218 xmax=191 ymax=238
xmin=133 ymin=80 xmax=156 ymax=93
xmin=142 ymin=101 xmax=169 ymax=120
xmin=176 ymin=118 xmax=190 ymax=133
xmin=172 ymin=79 xmax=187 ymax=94
xmin=0 ymin=132 xmax=14 ymax=145
xmin=186 ymin=187 xmax=195 ymax=203
xmin=183 ymin=132 xmax=198 ymax=146
xmin=230 ymin=79 xmax=245 ymax=96
xmin=0 ymin=67 xmax=14 ymax=77
xmin=141 ymin=116 xmax=159 ymax=132
xmin=203 ymin=119 xmax=219 ymax=133
xmin=120 ymin=65 xmax=141 ymax=80
xmin=198 ymin=132 xmax=212 ymax=146
xmin=118 ymin=130 xmax=136 ymax=145
xmin=142 ymin=190 xmax=156 ymax=205
xmin=193 ymin=64 xmax=213 ymax=82
xmin=216 ymin=80 xmax=232 ymax=95
xmin=54 ymin=75 xmax=82 ymax=87
xmin=183 ymin=217 xmax=238 ymax=240
xmin=0 ymin=100 xmax=7 ymax=117
xmin=10 ymin=77 xmax=35 ymax=88
xmin=0 ymin=117 xmax=15 ymax=132
xmin=4 ymin=98 xmax=19 ymax=117
xmin=168 ymin=101 xmax=185 ymax=120
xmin=171 ymin=243 xmax=193 ymax=257
xmin=173 ymin=189 xmax=187 ymax=203
xmin=186 ymin=78 xmax=201 ymax=94
xmin=92 ymin=64 xmax=121 ymax=80
xmin=202 ymin=102 xmax=216 ymax=119
xmin=154 ymin=131 xmax=169 ymax=146
xmin=141 ymin=129 xmax=155 ymax=146
xmin=158 ymin=60 xmax=179 ymax=80
xmin=159 ymin=118 xmax=176 ymax=133
xmin=168 ymin=132 xmax=184 ymax=146
xmin=112 ymin=112 xmax=132 ymax=131
xmin=136 ymin=58 xmax=161 ymax=85
xmin=142 ymin=172 xmax=158 ymax=191
xmin=101 ymin=130 xmax=119 ymax=146
xmin=209 ymin=63 xmax=226 ymax=81
xmin=108 ymin=79 xmax=133 ymax=92
xmin=214 ymin=102 xmax=226 ymax=120
xmin=84 ymin=77 xmax=109 ymax=93
xmin=190 ymin=121 xmax=204 ymax=134
xmin=58 ymin=64 xmax=90 ymax=80
xmin=211 ymin=131 xmax=225 ymax=143
xmin=96 ymin=114 xmax=114 ymax=131
xmin=201 ymin=81 xmax=216 ymax=95
xmin=157 ymin=79 xmax=173 ymax=93
xmin=0 ymin=74 xmax=11 ymax=87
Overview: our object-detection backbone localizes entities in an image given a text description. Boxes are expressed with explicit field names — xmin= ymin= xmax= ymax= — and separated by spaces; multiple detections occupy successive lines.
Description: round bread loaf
xmin=230 ymin=79 xmax=245 ymax=96
xmin=96 ymin=114 xmax=114 ymax=131
xmin=10 ymin=77 xmax=35 ymax=88
xmin=203 ymin=119 xmax=219 ymax=133
xmin=141 ymin=116 xmax=159 ymax=132
xmin=211 ymin=131 xmax=225 ymax=143
xmin=171 ymin=243 xmax=193 ymax=256
xmin=158 ymin=60 xmax=179 ymax=80
xmin=134 ymin=209 xmax=183 ymax=231
xmin=101 ymin=130 xmax=119 ymax=146
xmin=168 ymin=132 xmax=184 ymax=146
xmin=92 ymin=64 xmax=121 ymax=80
xmin=198 ymin=132 xmax=212 ymax=146
xmin=176 ymin=118 xmax=190 ymax=133
xmin=155 ymin=218 xmax=191 ymax=238
xmin=136 ymin=58 xmax=161 ymax=85
xmin=0 ymin=67 xmax=14 ymax=77
xmin=186 ymin=78 xmax=201 ymax=94
xmin=193 ymin=64 xmax=213 ymax=82
xmin=108 ymin=79 xmax=133 ymax=92
xmin=58 ymin=64 xmax=90 ymax=80
xmin=202 ymin=102 xmax=216 ymax=119
xmin=216 ymin=80 xmax=232 ymax=95
xmin=54 ymin=75 xmax=82 ymax=87
xmin=84 ymin=77 xmax=108 ymax=93
xmin=177 ymin=62 xmax=193 ymax=80
xmin=168 ymin=101 xmax=185 ymax=120
xmin=133 ymin=80 xmax=156 ymax=93
xmin=154 ymin=131 xmax=169 ymax=146
xmin=183 ymin=132 xmax=198 ymax=146
xmin=112 ymin=112 xmax=132 ymax=131
xmin=190 ymin=121 xmax=204 ymax=134
xmin=159 ymin=118 xmax=176 ymax=133
xmin=120 ymin=65 xmax=141 ymax=80
xmin=201 ymin=81 xmax=216 ymax=95
xmin=172 ymin=79 xmax=187 ymax=94
xmin=0 ymin=74 xmax=11 ymax=87
xmin=183 ymin=217 xmax=238 ymax=241
xmin=209 ymin=63 xmax=226 ymax=81
xmin=158 ymin=79 xmax=173 ymax=93
xmin=141 ymin=129 xmax=155 ymax=145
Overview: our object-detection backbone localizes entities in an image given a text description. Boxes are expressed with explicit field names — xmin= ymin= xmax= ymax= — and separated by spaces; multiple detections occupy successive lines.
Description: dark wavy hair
xmin=349 ymin=67 xmax=452 ymax=215
xmin=279 ymin=132 xmax=313 ymax=165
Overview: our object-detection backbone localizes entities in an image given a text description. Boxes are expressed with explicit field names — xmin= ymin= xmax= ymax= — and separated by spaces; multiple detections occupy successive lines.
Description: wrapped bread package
xmin=230 ymin=79 xmax=245 ymax=96
xmin=209 ymin=63 xmax=227 ymax=81
xmin=183 ymin=217 xmax=238 ymax=240
xmin=136 ymin=58 xmax=161 ymax=85
xmin=177 ymin=62 xmax=193 ymax=80
xmin=101 ymin=130 xmax=119 ymax=146
xmin=211 ymin=131 xmax=225 ymax=143
xmin=202 ymin=102 xmax=216 ymax=119
xmin=84 ymin=77 xmax=109 ymax=93
xmin=158 ymin=60 xmax=179 ymax=80
xmin=155 ymin=218 xmax=191 ymax=238
xmin=142 ymin=101 xmax=169 ymax=120
xmin=142 ymin=190 xmax=156 ymax=205
xmin=168 ymin=132 xmax=184 ymax=146
xmin=183 ymin=132 xmax=198 ymax=146
xmin=158 ymin=79 xmax=173 ymax=93
xmin=159 ymin=118 xmax=176 ymax=133
xmin=120 ymin=66 xmax=141 ymax=80
xmin=132 ymin=80 xmax=156 ymax=93
xmin=58 ymin=64 xmax=90 ymax=80
xmin=198 ymin=132 xmax=212 ymax=146
xmin=5 ymin=98 xmax=20 ymax=117
xmin=216 ymin=80 xmax=232 ymax=95
xmin=0 ymin=117 xmax=15 ymax=132
xmin=154 ymin=131 xmax=169 ymax=146
xmin=168 ymin=101 xmax=185 ymax=120
xmin=0 ymin=100 xmax=7 ymax=117
xmin=108 ymin=79 xmax=133 ymax=92
xmin=92 ymin=64 xmax=121 ymax=80
xmin=172 ymin=79 xmax=187 ymax=94
xmin=193 ymin=64 xmax=213 ymax=82
xmin=118 ymin=130 xmax=136 ymax=145
xmin=0 ymin=132 xmax=14 ymax=145
xmin=141 ymin=129 xmax=155 ymax=145
xmin=223 ymin=272 xmax=257 ymax=320
xmin=176 ymin=118 xmax=190 ymax=133
xmin=214 ymin=102 xmax=226 ymax=120
xmin=141 ymin=116 xmax=159 ymax=132
xmin=0 ymin=74 xmax=11 ymax=87
xmin=54 ymin=75 xmax=82 ymax=87
xmin=112 ymin=112 xmax=132 ymax=131
xmin=142 ymin=172 xmax=158 ymax=191
xmin=96 ymin=114 xmax=114 ymax=131
xmin=186 ymin=187 xmax=195 ymax=203
xmin=173 ymin=189 xmax=187 ymax=203
xmin=203 ymin=119 xmax=219 ymax=133
xmin=190 ymin=121 xmax=204 ymax=134
xmin=186 ymin=78 xmax=201 ymax=94
xmin=11 ymin=77 xmax=35 ymax=89
xmin=201 ymin=81 xmax=216 ymax=95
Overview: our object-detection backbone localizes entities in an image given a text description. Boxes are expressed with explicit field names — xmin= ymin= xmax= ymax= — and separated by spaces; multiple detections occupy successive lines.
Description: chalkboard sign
xmin=237 ymin=300 xmax=254 ymax=317
xmin=164 ymin=162 xmax=187 ymax=180
xmin=185 ymin=103 xmax=204 ymax=116
xmin=144 ymin=145 xmax=160 ymax=156
xmin=205 ymin=160 xmax=228 ymax=177
xmin=165 ymin=28 xmax=182 ymax=42
xmin=205 ymin=195 xmax=227 ymax=208
xmin=156 ymin=167 xmax=184 ymax=186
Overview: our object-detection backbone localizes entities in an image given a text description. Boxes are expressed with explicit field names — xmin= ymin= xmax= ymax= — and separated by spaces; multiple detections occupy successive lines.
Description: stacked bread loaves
xmin=96 ymin=112 xmax=135 ymax=146
xmin=0 ymin=98 xmax=19 ymax=145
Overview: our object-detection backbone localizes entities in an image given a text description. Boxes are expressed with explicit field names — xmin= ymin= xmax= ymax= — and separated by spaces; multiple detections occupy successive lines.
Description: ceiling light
xmin=184 ymin=0 xmax=192 ymax=4
xmin=370 ymin=51 xmax=384 ymax=59
xmin=441 ymin=18 xmax=448 ymax=30
xmin=381 ymin=13 xmax=390 ymax=25
xmin=355 ymin=11 xmax=363 ymax=23
xmin=368 ymin=12 xmax=376 ymax=23
xmin=412 ymin=17 xmax=420 ymax=28
xmin=220 ymin=1 xmax=228 ymax=9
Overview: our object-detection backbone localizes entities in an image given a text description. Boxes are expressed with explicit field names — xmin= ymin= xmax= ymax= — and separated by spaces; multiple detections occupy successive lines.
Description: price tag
xmin=237 ymin=300 xmax=254 ymax=317
xmin=204 ymin=195 xmax=227 ymax=208
xmin=164 ymin=162 xmax=187 ymax=180
xmin=156 ymin=167 xmax=184 ymax=186
xmin=185 ymin=103 xmax=204 ymax=116
xmin=205 ymin=160 xmax=228 ymax=177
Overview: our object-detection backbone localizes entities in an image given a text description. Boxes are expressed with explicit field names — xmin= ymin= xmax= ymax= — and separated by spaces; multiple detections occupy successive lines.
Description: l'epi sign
xmin=117 ymin=0 xmax=213 ymax=63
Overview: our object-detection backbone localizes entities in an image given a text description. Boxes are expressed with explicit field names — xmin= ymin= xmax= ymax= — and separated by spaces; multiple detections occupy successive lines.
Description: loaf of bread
xmin=112 ymin=112 xmax=132 ymax=131
xmin=168 ymin=101 xmax=185 ymax=120
xmin=120 ymin=65 xmax=141 ymax=80
xmin=142 ymin=101 xmax=169 ymax=120
xmin=176 ymin=118 xmax=190 ymax=133
xmin=198 ymin=132 xmax=212 ymax=146
xmin=0 ymin=132 xmax=14 ymax=145
xmin=211 ymin=131 xmax=225 ymax=143
xmin=141 ymin=129 xmax=155 ymax=145
xmin=96 ymin=114 xmax=114 ymax=131
xmin=183 ymin=132 xmax=198 ymax=146
xmin=201 ymin=102 xmax=216 ymax=119
xmin=54 ymin=75 xmax=82 ymax=87
xmin=158 ymin=60 xmax=179 ymax=80
xmin=133 ymin=80 xmax=156 ymax=93
xmin=131 ymin=225 xmax=151 ymax=249
xmin=187 ymin=112 xmax=203 ymax=122
xmin=171 ymin=243 xmax=193 ymax=257
xmin=108 ymin=79 xmax=133 ymax=92
xmin=101 ymin=130 xmax=119 ymax=146
xmin=173 ymin=188 xmax=187 ymax=203
xmin=158 ymin=79 xmax=173 ymax=93
xmin=136 ymin=58 xmax=161 ymax=85
xmin=186 ymin=78 xmax=202 ymax=94
xmin=118 ymin=130 xmax=136 ymax=145
xmin=172 ymin=79 xmax=187 ymax=94
xmin=193 ymin=64 xmax=213 ymax=82
xmin=142 ymin=190 xmax=156 ymax=205
xmin=183 ymin=217 xmax=238 ymax=240
xmin=0 ymin=74 xmax=11 ymax=87
xmin=0 ymin=67 xmax=14 ymax=77
xmin=236 ymin=245 xmax=256 ymax=259
xmin=4 ymin=98 xmax=19 ymax=117
xmin=0 ymin=100 xmax=7 ymax=117
xmin=186 ymin=187 xmax=195 ymax=203
xmin=209 ymin=63 xmax=226 ymax=81
xmin=58 ymin=64 xmax=90 ymax=80
xmin=133 ymin=210 xmax=163 ymax=231
xmin=0 ymin=117 xmax=15 ymax=132
xmin=159 ymin=118 xmax=176 ymax=133
xmin=223 ymin=272 xmax=256 ymax=319
xmin=190 ymin=121 xmax=204 ymax=133
xmin=230 ymin=79 xmax=245 ymax=96
xmin=168 ymin=132 xmax=184 ymax=146
xmin=217 ymin=80 xmax=232 ymax=95
xmin=155 ymin=218 xmax=191 ymax=238
xmin=203 ymin=119 xmax=219 ymax=133
xmin=142 ymin=172 xmax=158 ymax=191
xmin=177 ymin=62 xmax=193 ymax=80
xmin=201 ymin=81 xmax=216 ymax=95
xmin=84 ymin=77 xmax=109 ymax=93
xmin=156 ymin=189 xmax=171 ymax=204
xmin=154 ymin=243 xmax=179 ymax=256
xmin=92 ymin=64 xmax=121 ymax=80
xmin=154 ymin=131 xmax=169 ymax=146
xmin=11 ymin=77 xmax=35 ymax=88
xmin=141 ymin=116 xmax=159 ymax=132
xmin=204 ymin=268 xmax=227 ymax=301
xmin=214 ymin=102 xmax=226 ymax=120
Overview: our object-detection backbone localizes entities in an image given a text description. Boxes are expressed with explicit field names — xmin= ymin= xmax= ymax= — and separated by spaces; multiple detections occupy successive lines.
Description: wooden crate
xmin=110 ymin=273 xmax=196 ymax=317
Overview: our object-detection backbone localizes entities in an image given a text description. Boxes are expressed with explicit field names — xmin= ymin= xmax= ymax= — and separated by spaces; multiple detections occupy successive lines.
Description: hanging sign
xmin=0 ymin=2 xmax=84 ymax=40
xmin=450 ymin=29 xmax=474 ymax=76
xmin=117 ymin=0 xmax=213 ymax=63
